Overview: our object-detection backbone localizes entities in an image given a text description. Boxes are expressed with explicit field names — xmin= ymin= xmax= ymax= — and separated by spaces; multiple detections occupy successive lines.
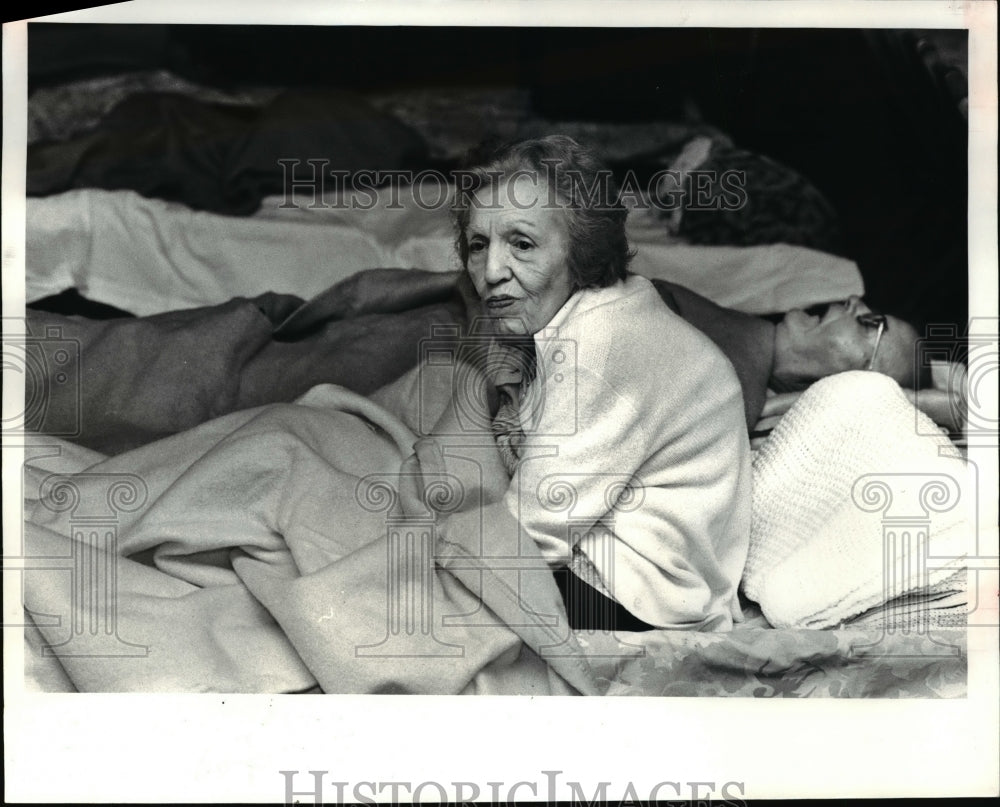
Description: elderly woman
xmin=404 ymin=136 xmax=752 ymax=632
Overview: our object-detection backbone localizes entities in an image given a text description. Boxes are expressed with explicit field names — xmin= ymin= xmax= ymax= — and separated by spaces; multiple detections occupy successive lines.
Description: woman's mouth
xmin=486 ymin=295 xmax=517 ymax=310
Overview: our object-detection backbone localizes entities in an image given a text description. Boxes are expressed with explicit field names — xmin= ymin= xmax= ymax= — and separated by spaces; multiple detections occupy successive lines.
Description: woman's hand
xmin=397 ymin=435 xmax=509 ymax=521
xmin=397 ymin=438 xmax=450 ymax=520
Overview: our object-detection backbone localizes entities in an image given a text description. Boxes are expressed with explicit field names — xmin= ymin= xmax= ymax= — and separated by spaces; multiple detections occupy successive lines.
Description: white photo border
xmin=3 ymin=1 xmax=997 ymax=801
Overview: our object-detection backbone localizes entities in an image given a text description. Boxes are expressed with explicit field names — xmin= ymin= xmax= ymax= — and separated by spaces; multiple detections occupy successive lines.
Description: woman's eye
xmin=468 ymin=239 xmax=486 ymax=253
xmin=513 ymin=238 xmax=534 ymax=251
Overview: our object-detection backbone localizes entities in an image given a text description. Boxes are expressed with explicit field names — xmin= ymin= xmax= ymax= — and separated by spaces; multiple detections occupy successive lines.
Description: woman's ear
xmin=455 ymin=271 xmax=483 ymax=328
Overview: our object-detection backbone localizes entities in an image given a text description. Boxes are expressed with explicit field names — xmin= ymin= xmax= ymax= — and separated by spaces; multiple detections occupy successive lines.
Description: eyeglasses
xmin=858 ymin=312 xmax=889 ymax=371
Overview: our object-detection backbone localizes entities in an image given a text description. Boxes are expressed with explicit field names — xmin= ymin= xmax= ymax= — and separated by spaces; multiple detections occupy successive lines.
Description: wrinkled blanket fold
xmin=23 ymin=385 xmax=595 ymax=694
xmin=25 ymin=271 xmax=468 ymax=455
xmin=27 ymin=88 xmax=429 ymax=215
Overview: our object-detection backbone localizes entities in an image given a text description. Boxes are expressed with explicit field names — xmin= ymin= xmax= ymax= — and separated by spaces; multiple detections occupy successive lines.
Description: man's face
xmin=773 ymin=296 xmax=917 ymax=388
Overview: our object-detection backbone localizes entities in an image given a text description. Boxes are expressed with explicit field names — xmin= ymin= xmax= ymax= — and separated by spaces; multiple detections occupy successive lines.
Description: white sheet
xmin=26 ymin=184 xmax=864 ymax=316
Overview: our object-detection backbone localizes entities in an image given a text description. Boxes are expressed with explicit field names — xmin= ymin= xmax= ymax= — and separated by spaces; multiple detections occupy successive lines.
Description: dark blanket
xmin=649 ymin=278 xmax=774 ymax=431
xmin=26 ymin=270 xmax=773 ymax=455
xmin=26 ymin=273 xmax=466 ymax=455
xmin=27 ymin=88 xmax=429 ymax=215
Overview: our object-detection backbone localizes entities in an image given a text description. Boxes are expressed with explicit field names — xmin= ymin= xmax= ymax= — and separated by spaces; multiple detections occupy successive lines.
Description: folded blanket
xmin=744 ymin=372 xmax=970 ymax=628
xmin=843 ymin=569 xmax=967 ymax=631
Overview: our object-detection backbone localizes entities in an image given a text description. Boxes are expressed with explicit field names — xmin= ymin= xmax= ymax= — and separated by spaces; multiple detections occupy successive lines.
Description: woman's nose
xmin=484 ymin=243 xmax=511 ymax=285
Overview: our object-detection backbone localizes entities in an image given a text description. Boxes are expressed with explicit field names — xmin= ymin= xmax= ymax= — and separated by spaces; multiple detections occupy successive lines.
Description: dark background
xmin=26 ymin=23 xmax=969 ymax=337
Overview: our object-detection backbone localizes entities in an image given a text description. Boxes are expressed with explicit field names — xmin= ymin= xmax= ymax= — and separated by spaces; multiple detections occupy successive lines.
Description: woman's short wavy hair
xmin=452 ymin=135 xmax=634 ymax=291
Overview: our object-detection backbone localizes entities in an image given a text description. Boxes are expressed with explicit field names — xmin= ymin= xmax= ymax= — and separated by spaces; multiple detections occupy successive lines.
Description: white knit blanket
xmin=744 ymin=372 xmax=971 ymax=629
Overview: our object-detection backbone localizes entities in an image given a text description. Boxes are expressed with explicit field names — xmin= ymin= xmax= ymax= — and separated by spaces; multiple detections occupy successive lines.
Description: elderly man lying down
xmin=26 ymin=266 xmax=952 ymax=457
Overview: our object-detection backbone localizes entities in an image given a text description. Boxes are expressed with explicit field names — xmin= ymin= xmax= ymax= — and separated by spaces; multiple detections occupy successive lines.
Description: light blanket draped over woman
xmin=23 ymin=385 xmax=596 ymax=694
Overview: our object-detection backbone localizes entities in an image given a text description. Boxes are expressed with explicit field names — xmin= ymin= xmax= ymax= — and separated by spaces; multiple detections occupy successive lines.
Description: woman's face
xmin=772 ymin=296 xmax=915 ymax=387
xmin=465 ymin=173 xmax=574 ymax=336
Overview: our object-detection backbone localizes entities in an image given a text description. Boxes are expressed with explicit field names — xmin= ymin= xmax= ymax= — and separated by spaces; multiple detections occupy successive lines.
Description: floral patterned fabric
xmin=581 ymin=621 xmax=966 ymax=698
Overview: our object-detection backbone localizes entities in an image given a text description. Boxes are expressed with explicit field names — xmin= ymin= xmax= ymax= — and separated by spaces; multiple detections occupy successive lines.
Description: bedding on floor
xmin=14 ymin=72 xmax=973 ymax=697
xmin=19 ymin=369 xmax=970 ymax=695
xmin=25 ymin=186 xmax=866 ymax=317
xmin=17 ymin=272 xmax=974 ymax=696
